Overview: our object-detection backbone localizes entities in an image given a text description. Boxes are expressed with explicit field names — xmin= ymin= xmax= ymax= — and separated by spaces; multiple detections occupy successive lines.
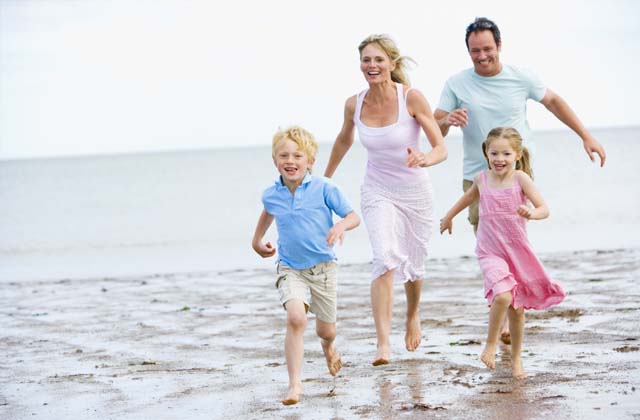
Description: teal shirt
xmin=437 ymin=64 xmax=546 ymax=180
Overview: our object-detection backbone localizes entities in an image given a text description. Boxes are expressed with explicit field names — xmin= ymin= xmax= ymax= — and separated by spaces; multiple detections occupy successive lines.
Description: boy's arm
xmin=326 ymin=210 xmax=360 ymax=246
xmin=440 ymin=178 xmax=479 ymax=235
xmin=516 ymin=171 xmax=549 ymax=220
xmin=251 ymin=209 xmax=276 ymax=258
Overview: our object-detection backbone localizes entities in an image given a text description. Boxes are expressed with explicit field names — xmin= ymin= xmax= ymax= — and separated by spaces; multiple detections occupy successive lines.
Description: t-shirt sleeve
xmin=437 ymin=79 xmax=458 ymax=113
xmin=521 ymin=67 xmax=546 ymax=102
xmin=322 ymin=178 xmax=353 ymax=218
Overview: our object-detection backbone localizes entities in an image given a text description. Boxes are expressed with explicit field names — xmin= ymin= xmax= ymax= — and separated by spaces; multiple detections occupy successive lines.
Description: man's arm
xmin=434 ymin=108 xmax=468 ymax=137
xmin=540 ymin=89 xmax=606 ymax=166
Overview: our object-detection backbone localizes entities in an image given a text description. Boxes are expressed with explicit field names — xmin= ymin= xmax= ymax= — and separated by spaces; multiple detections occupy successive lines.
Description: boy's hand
xmin=440 ymin=217 xmax=453 ymax=235
xmin=253 ymin=241 xmax=276 ymax=258
xmin=326 ymin=223 xmax=346 ymax=246
xmin=517 ymin=204 xmax=533 ymax=219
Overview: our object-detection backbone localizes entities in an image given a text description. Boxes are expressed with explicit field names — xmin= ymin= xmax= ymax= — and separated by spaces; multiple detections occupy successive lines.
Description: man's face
xmin=467 ymin=30 xmax=501 ymax=77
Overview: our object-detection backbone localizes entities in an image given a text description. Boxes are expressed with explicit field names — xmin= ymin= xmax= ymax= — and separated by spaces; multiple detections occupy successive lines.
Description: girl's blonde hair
xmin=272 ymin=125 xmax=318 ymax=173
xmin=358 ymin=34 xmax=414 ymax=86
xmin=482 ymin=127 xmax=533 ymax=179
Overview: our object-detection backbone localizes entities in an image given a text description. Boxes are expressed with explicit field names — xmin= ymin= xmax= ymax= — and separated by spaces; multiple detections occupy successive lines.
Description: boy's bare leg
xmin=507 ymin=306 xmax=526 ymax=378
xmin=282 ymin=299 xmax=307 ymax=405
xmin=404 ymin=279 xmax=423 ymax=351
xmin=316 ymin=320 xmax=342 ymax=376
xmin=371 ymin=270 xmax=394 ymax=365
xmin=481 ymin=292 xmax=511 ymax=369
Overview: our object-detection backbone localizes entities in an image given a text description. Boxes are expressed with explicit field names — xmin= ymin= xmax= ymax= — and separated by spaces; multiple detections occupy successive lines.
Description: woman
xmin=324 ymin=34 xmax=447 ymax=365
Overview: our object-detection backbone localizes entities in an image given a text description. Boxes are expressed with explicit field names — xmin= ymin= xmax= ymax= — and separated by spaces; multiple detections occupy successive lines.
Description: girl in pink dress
xmin=440 ymin=127 xmax=565 ymax=378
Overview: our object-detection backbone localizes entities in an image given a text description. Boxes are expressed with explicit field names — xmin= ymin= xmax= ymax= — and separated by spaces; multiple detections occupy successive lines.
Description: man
xmin=434 ymin=17 xmax=606 ymax=233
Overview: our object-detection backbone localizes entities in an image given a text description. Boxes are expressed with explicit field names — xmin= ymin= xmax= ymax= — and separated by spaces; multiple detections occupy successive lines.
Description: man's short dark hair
xmin=465 ymin=17 xmax=501 ymax=49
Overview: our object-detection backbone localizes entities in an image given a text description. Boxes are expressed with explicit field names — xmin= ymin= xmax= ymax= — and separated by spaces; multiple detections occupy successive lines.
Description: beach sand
xmin=1 ymin=248 xmax=639 ymax=419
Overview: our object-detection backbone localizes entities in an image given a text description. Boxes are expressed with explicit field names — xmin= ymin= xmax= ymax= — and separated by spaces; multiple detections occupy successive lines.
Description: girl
xmin=439 ymin=127 xmax=565 ymax=378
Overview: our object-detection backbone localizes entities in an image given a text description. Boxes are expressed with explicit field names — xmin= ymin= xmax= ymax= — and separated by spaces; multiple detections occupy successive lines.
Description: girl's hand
xmin=440 ymin=217 xmax=453 ymax=234
xmin=517 ymin=204 xmax=533 ymax=219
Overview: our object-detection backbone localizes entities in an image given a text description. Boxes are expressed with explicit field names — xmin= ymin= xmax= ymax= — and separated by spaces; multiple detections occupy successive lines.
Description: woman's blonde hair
xmin=272 ymin=125 xmax=318 ymax=173
xmin=358 ymin=34 xmax=414 ymax=86
xmin=482 ymin=127 xmax=533 ymax=179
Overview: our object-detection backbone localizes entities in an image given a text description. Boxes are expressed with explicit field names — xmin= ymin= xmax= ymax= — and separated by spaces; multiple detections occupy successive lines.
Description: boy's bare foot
xmin=405 ymin=314 xmax=422 ymax=351
xmin=512 ymin=357 xmax=526 ymax=379
xmin=281 ymin=382 xmax=302 ymax=405
xmin=480 ymin=344 xmax=497 ymax=369
xmin=500 ymin=331 xmax=511 ymax=345
xmin=321 ymin=343 xmax=343 ymax=376
xmin=372 ymin=345 xmax=390 ymax=366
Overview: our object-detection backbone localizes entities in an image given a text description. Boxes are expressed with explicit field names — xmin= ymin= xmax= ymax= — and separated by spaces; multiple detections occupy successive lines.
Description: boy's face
xmin=273 ymin=139 xmax=313 ymax=188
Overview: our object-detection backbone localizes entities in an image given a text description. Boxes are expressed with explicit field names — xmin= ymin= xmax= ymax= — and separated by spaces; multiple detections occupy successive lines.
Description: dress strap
xmin=397 ymin=82 xmax=411 ymax=121
xmin=353 ymin=89 xmax=368 ymax=125
xmin=480 ymin=170 xmax=487 ymax=188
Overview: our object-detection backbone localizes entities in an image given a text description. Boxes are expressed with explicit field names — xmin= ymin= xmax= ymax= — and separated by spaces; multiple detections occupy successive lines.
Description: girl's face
xmin=360 ymin=43 xmax=395 ymax=85
xmin=273 ymin=139 xmax=312 ymax=188
xmin=486 ymin=137 xmax=521 ymax=175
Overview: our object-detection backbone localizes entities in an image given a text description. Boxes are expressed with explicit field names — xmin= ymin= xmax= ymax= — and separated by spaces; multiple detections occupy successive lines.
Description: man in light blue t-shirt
xmin=434 ymin=17 xmax=606 ymax=232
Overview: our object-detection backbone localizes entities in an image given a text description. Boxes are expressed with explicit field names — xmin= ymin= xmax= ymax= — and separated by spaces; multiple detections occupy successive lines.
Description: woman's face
xmin=360 ymin=43 xmax=395 ymax=85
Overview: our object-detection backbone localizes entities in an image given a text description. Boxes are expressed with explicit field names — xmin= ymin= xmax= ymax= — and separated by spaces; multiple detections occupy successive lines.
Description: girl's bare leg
xmin=481 ymin=292 xmax=511 ymax=369
xmin=507 ymin=306 xmax=526 ymax=378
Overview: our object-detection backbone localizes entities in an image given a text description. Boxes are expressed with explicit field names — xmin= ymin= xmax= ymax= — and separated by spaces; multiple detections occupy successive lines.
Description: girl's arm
xmin=324 ymin=96 xmax=357 ymax=178
xmin=251 ymin=209 xmax=276 ymax=258
xmin=406 ymin=88 xmax=448 ymax=168
xmin=516 ymin=171 xmax=549 ymax=220
xmin=440 ymin=177 xmax=480 ymax=234
xmin=326 ymin=210 xmax=361 ymax=246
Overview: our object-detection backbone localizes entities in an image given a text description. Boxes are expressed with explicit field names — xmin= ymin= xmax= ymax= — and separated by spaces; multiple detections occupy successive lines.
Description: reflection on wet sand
xmin=1 ymin=249 xmax=638 ymax=419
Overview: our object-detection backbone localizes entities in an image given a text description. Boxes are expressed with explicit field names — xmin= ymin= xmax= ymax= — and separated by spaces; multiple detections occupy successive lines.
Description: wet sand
xmin=1 ymin=248 xmax=639 ymax=419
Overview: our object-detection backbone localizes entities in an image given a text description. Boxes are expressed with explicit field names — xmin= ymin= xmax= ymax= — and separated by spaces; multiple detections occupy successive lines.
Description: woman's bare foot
xmin=405 ymin=314 xmax=422 ymax=351
xmin=372 ymin=345 xmax=390 ymax=366
xmin=281 ymin=382 xmax=302 ymax=405
xmin=512 ymin=357 xmax=526 ymax=379
xmin=321 ymin=343 xmax=343 ymax=376
xmin=500 ymin=331 xmax=511 ymax=345
xmin=480 ymin=344 xmax=497 ymax=369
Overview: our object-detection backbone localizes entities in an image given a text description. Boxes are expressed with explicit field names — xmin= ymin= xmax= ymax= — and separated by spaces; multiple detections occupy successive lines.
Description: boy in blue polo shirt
xmin=252 ymin=125 xmax=360 ymax=406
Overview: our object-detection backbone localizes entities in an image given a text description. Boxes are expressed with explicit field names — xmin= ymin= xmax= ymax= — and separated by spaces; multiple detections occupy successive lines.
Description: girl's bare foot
xmin=512 ymin=357 xmax=526 ymax=379
xmin=321 ymin=343 xmax=343 ymax=376
xmin=281 ymin=382 xmax=302 ymax=405
xmin=480 ymin=344 xmax=497 ymax=369
xmin=372 ymin=345 xmax=390 ymax=366
xmin=405 ymin=314 xmax=422 ymax=351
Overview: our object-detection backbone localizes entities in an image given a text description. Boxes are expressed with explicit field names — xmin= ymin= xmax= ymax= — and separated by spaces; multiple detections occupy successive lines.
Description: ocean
xmin=1 ymin=126 xmax=638 ymax=283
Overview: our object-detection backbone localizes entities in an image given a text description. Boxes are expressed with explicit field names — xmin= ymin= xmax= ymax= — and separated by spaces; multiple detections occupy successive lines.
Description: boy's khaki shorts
xmin=276 ymin=260 xmax=338 ymax=323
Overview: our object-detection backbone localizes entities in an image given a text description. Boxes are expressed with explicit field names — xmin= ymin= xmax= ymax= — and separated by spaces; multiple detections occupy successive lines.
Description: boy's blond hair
xmin=272 ymin=126 xmax=318 ymax=173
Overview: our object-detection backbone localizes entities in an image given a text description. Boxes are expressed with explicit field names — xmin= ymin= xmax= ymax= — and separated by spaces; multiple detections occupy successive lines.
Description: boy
xmin=252 ymin=126 xmax=360 ymax=405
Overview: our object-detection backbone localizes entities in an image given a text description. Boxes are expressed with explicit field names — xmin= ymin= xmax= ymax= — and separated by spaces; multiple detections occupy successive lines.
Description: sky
xmin=1 ymin=0 xmax=639 ymax=159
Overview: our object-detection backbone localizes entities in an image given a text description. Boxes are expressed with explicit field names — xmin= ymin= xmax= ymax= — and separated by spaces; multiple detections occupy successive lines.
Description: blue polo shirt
xmin=262 ymin=172 xmax=354 ymax=270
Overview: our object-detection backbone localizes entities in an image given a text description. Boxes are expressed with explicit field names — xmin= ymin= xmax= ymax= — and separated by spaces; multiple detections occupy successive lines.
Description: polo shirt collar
xmin=274 ymin=171 xmax=313 ymax=188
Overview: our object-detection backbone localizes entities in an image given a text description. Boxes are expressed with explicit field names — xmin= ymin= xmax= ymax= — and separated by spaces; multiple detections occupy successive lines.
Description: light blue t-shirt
xmin=437 ymin=64 xmax=546 ymax=180
xmin=262 ymin=172 xmax=353 ymax=270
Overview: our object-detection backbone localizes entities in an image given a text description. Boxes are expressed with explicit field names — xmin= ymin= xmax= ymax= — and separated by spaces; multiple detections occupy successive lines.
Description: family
xmin=251 ymin=17 xmax=606 ymax=405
